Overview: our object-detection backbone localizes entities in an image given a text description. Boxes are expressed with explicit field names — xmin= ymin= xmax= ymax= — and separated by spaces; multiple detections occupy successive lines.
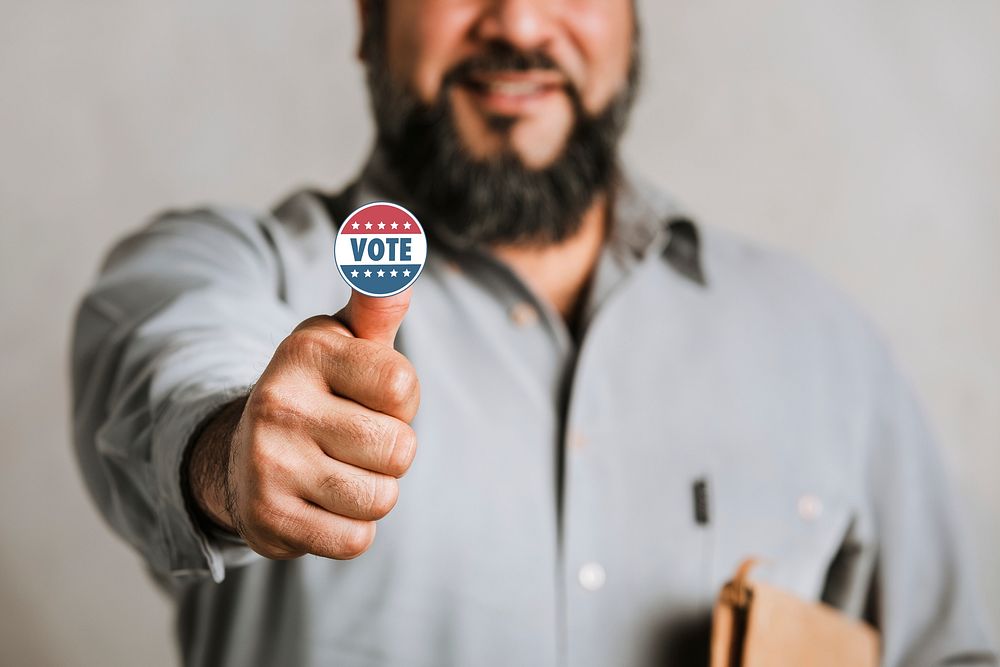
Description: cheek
xmin=387 ymin=1 xmax=480 ymax=103
xmin=566 ymin=3 xmax=634 ymax=113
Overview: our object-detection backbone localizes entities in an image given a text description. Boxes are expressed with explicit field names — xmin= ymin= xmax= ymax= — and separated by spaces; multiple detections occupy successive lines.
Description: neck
xmin=492 ymin=195 xmax=608 ymax=323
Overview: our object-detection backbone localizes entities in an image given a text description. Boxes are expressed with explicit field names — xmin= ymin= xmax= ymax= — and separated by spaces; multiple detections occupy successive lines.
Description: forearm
xmin=184 ymin=395 xmax=249 ymax=537
xmin=72 ymin=206 xmax=305 ymax=581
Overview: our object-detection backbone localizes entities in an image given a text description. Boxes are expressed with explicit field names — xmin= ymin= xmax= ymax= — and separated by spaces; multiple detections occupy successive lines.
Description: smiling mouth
xmin=458 ymin=71 xmax=566 ymax=112
xmin=467 ymin=79 xmax=559 ymax=96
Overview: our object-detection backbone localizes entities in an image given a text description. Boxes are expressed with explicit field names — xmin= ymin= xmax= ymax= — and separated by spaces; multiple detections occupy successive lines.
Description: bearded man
xmin=72 ymin=1 xmax=996 ymax=665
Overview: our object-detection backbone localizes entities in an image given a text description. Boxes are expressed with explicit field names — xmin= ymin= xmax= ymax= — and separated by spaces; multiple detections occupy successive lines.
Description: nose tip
xmin=475 ymin=0 xmax=556 ymax=52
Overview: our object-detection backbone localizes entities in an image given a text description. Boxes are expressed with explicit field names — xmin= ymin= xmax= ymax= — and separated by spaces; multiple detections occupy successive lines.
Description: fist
xmin=193 ymin=290 xmax=419 ymax=560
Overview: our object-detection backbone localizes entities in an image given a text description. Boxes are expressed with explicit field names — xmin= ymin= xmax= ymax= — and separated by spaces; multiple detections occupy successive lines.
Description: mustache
xmin=442 ymin=42 xmax=574 ymax=92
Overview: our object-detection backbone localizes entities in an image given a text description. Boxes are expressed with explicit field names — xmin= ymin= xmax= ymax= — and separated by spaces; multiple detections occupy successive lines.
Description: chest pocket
xmin=710 ymin=481 xmax=854 ymax=603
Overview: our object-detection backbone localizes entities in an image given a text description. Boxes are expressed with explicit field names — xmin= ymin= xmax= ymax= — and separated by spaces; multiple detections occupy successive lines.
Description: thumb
xmin=334 ymin=288 xmax=411 ymax=348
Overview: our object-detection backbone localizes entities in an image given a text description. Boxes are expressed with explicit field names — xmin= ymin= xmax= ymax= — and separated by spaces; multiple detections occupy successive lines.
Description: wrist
xmin=184 ymin=395 xmax=247 ymax=536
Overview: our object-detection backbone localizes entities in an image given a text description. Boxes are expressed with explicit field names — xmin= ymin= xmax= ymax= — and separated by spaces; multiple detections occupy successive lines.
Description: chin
xmin=459 ymin=125 xmax=571 ymax=169
xmin=513 ymin=142 xmax=566 ymax=170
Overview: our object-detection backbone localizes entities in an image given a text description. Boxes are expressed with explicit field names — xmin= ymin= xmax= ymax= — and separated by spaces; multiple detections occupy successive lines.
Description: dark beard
xmin=363 ymin=38 xmax=640 ymax=249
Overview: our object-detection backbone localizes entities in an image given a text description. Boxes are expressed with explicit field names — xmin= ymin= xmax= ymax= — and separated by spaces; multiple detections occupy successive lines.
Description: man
xmin=72 ymin=1 xmax=996 ymax=665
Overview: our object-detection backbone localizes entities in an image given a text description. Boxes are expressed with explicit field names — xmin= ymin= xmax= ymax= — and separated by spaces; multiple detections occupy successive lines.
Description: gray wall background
xmin=1 ymin=1 xmax=998 ymax=665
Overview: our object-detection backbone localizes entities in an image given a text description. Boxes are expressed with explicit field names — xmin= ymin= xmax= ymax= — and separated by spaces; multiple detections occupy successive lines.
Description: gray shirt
xmin=72 ymin=164 xmax=997 ymax=666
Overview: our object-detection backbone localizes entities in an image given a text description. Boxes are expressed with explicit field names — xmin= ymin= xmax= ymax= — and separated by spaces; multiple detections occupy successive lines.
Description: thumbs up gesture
xmin=188 ymin=289 xmax=419 ymax=561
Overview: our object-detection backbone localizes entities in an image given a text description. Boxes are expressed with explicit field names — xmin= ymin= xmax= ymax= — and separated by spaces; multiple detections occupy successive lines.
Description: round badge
xmin=334 ymin=202 xmax=427 ymax=297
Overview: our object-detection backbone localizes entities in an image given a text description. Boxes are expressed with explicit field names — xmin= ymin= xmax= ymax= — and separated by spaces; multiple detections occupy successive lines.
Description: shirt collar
xmin=607 ymin=169 xmax=706 ymax=286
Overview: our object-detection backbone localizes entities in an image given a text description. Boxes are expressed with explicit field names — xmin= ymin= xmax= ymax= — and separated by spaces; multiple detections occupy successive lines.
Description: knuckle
xmin=286 ymin=328 xmax=339 ymax=364
xmin=343 ymin=410 xmax=380 ymax=447
xmin=248 ymin=436 xmax=294 ymax=482
xmin=378 ymin=357 xmax=419 ymax=413
xmin=245 ymin=495 xmax=297 ymax=537
xmin=249 ymin=383 xmax=299 ymax=427
xmin=335 ymin=522 xmax=376 ymax=559
xmin=317 ymin=471 xmax=346 ymax=498
xmin=238 ymin=495 xmax=313 ymax=561
xmin=322 ymin=471 xmax=396 ymax=520
xmin=352 ymin=474 xmax=380 ymax=516
xmin=384 ymin=424 xmax=417 ymax=477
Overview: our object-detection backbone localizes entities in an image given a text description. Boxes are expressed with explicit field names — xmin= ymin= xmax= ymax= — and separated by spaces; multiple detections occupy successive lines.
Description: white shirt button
xmin=798 ymin=494 xmax=824 ymax=521
xmin=509 ymin=302 xmax=539 ymax=327
xmin=578 ymin=562 xmax=606 ymax=591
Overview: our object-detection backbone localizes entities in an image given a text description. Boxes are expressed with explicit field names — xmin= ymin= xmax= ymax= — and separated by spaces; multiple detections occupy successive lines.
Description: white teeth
xmin=484 ymin=81 xmax=544 ymax=96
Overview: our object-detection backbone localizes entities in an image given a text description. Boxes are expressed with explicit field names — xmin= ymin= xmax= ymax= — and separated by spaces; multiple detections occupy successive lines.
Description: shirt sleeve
xmin=864 ymin=346 xmax=998 ymax=666
xmin=72 ymin=206 xmax=301 ymax=583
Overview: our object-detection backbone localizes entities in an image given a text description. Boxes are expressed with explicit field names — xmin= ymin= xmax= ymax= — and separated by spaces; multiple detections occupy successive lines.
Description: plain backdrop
xmin=1 ymin=1 xmax=998 ymax=665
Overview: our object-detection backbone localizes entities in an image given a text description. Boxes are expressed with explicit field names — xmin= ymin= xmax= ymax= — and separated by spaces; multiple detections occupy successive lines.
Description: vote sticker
xmin=334 ymin=202 xmax=427 ymax=297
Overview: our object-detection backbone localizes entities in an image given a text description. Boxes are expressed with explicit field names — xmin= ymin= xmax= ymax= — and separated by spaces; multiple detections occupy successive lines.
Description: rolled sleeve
xmin=154 ymin=386 xmax=253 ymax=582
xmin=73 ymin=207 xmax=300 ymax=583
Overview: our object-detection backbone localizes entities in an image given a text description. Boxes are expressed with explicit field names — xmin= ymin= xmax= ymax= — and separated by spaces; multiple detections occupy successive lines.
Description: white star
xmin=350 ymin=269 xmax=359 ymax=278
xmin=403 ymin=222 xmax=412 ymax=229
xmin=389 ymin=269 xmax=398 ymax=277
xmin=365 ymin=221 xmax=373 ymax=230
xmin=364 ymin=269 xmax=372 ymax=278
xmin=391 ymin=222 xmax=398 ymax=230
xmin=378 ymin=221 xmax=386 ymax=230
xmin=351 ymin=221 xmax=359 ymax=230
xmin=402 ymin=269 xmax=411 ymax=277
xmin=377 ymin=269 xmax=385 ymax=277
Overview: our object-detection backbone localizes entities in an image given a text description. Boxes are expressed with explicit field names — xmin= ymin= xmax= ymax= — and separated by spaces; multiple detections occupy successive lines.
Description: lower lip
xmin=461 ymin=82 xmax=562 ymax=116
